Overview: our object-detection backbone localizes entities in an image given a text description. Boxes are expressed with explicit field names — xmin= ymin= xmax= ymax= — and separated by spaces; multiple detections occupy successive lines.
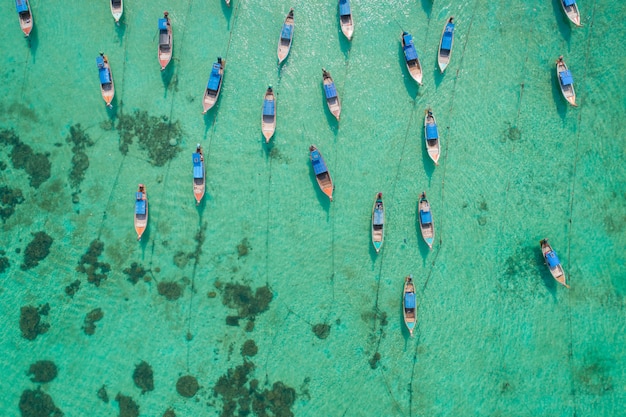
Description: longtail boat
xmin=277 ymin=9 xmax=294 ymax=64
xmin=556 ymin=56 xmax=577 ymax=107
xmin=192 ymin=145 xmax=205 ymax=205
xmin=424 ymin=109 xmax=441 ymax=165
xmin=110 ymin=0 xmax=123 ymax=24
xmin=403 ymin=275 xmax=417 ymax=337
xmin=371 ymin=193 xmax=384 ymax=253
xmin=97 ymin=54 xmax=115 ymax=108
xmin=134 ymin=184 xmax=148 ymax=241
xmin=338 ymin=0 xmax=354 ymax=40
xmin=203 ymin=57 xmax=224 ymax=114
xmin=261 ymin=86 xmax=276 ymax=143
xmin=309 ymin=145 xmax=334 ymax=201
xmin=401 ymin=31 xmax=423 ymax=85
xmin=438 ymin=17 xmax=455 ymax=73
xmin=540 ymin=239 xmax=569 ymax=288
xmin=418 ymin=192 xmax=434 ymax=249
xmin=322 ymin=68 xmax=341 ymax=121
xmin=158 ymin=12 xmax=173 ymax=70
xmin=15 ymin=0 xmax=33 ymax=37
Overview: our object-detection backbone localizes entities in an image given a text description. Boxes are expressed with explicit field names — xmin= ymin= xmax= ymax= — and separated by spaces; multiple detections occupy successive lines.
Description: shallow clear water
xmin=1 ymin=0 xmax=625 ymax=416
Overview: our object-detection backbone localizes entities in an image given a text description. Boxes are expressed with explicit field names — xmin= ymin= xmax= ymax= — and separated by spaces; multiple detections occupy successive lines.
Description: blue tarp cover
xmin=207 ymin=64 xmax=221 ymax=91
xmin=281 ymin=24 xmax=293 ymax=40
xmin=441 ymin=24 xmax=454 ymax=50
xmin=99 ymin=68 xmax=111 ymax=85
xmin=263 ymin=100 xmax=275 ymax=116
xmin=16 ymin=0 xmax=28 ymax=13
xmin=96 ymin=56 xmax=105 ymax=69
xmin=426 ymin=124 xmax=438 ymax=140
xmin=158 ymin=18 xmax=168 ymax=30
xmin=324 ymin=83 xmax=337 ymax=99
xmin=403 ymin=33 xmax=413 ymax=45
xmin=339 ymin=0 xmax=351 ymax=16
xmin=563 ymin=0 xmax=575 ymax=6
xmin=135 ymin=200 xmax=146 ymax=215
xmin=311 ymin=151 xmax=328 ymax=175
xmin=546 ymin=251 xmax=560 ymax=268
xmin=192 ymin=153 xmax=203 ymax=178
xmin=560 ymin=70 xmax=573 ymax=86
xmin=405 ymin=292 xmax=416 ymax=309
xmin=373 ymin=209 xmax=384 ymax=225
xmin=420 ymin=210 xmax=432 ymax=224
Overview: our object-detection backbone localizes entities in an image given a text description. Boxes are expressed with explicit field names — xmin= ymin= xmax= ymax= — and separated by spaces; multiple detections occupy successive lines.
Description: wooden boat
xmin=277 ymin=9 xmax=294 ymax=64
xmin=438 ymin=17 xmax=455 ymax=73
xmin=96 ymin=54 xmax=115 ymax=108
xmin=134 ymin=184 xmax=148 ymax=241
xmin=560 ymin=0 xmax=581 ymax=27
xmin=403 ymin=275 xmax=417 ymax=337
xmin=15 ymin=0 xmax=33 ymax=37
xmin=322 ymin=69 xmax=341 ymax=121
xmin=371 ymin=192 xmax=384 ymax=253
xmin=192 ymin=145 xmax=205 ymax=205
xmin=158 ymin=12 xmax=172 ymax=71
xmin=401 ymin=32 xmax=423 ymax=85
xmin=338 ymin=0 xmax=354 ymax=41
xmin=261 ymin=86 xmax=276 ymax=143
xmin=424 ymin=109 xmax=441 ymax=165
xmin=309 ymin=145 xmax=334 ymax=201
xmin=203 ymin=57 xmax=224 ymax=114
xmin=418 ymin=192 xmax=434 ymax=249
xmin=540 ymin=239 xmax=569 ymax=288
xmin=556 ymin=56 xmax=577 ymax=107
xmin=110 ymin=0 xmax=123 ymax=24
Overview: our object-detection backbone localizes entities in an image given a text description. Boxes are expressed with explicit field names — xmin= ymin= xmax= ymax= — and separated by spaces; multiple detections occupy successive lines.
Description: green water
xmin=1 ymin=0 xmax=625 ymax=415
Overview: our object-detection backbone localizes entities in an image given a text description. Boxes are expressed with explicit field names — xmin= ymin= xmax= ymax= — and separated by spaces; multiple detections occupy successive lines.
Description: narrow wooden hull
xmin=340 ymin=17 xmax=353 ymax=40
xmin=560 ymin=0 xmax=581 ymax=27
xmin=424 ymin=110 xmax=440 ymax=165
xmin=556 ymin=58 xmax=577 ymax=107
xmin=134 ymin=185 xmax=148 ymax=241
xmin=110 ymin=0 xmax=123 ymax=23
xmin=403 ymin=275 xmax=417 ymax=337
xmin=261 ymin=88 xmax=276 ymax=143
xmin=540 ymin=239 xmax=569 ymax=288
xmin=401 ymin=32 xmax=423 ymax=85
xmin=418 ymin=194 xmax=434 ymax=249
xmin=17 ymin=4 xmax=33 ymax=37
xmin=371 ymin=193 xmax=384 ymax=253
xmin=323 ymin=69 xmax=341 ymax=121
xmin=310 ymin=145 xmax=334 ymax=201
xmin=277 ymin=10 xmax=294 ymax=64
xmin=98 ymin=57 xmax=115 ymax=107
xmin=438 ymin=18 xmax=454 ymax=73
xmin=158 ymin=19 xmax=173 ymax=71
xmin=193 ymin=148 xmax=205 ymax=205
xmin=203 ymin=60 xmax=224 ymax=114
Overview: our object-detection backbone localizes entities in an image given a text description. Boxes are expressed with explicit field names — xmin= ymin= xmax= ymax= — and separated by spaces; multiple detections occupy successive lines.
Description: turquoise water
xmin=1 ymin=0 xmax=625 ymax=415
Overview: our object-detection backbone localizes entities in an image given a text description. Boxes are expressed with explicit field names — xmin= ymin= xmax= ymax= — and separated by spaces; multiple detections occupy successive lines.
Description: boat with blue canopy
xmin=403 ymin=275 xmax=417 ymax=337
xmin=309 ymin=145 xmax=334 ymax=201
xmin=97 ymin=54 xmax=115 ymax=108
xmin=438 ymin=17 xmax=455 ymax=73
xmin=261 ymin=86 xmax=276 ymax=143
xmin=559 ymin=0 xmax=581 ymax=26
xmin=158 ymin=12 xmax=172 ymax=71
xmin=418 ymin=192 xmax=434 ymax=248
xmin=192 ymin=145 xmax=205 ymax=205
xmin=15 ymin=0 xmax=33 ymax=37
xmin=110 ymin=0 xmax=123 ymax=24
xmin=134 ymin=184 xmax=148 ymax=241
xmin=424 ymin=109 xmax=441 ymax=165
xmin=401 ymin=31 xmax=423 ymax=85
xmin=540 ymin=239 xmax=569 ymax=288
xmin=556 ymin=56 xmax=577 ymax=107
xmin=203 ymin=57 xmax=224 ymax=114
xmin=322 ymin=68 xmax=341 ymax=121
xmin=371 ymin=193 xmax=384 ymax=253
xmin=277 ymin=9 xmax=294 ymax=64
xmin=338 ymin=0 xmax=354 ymax=40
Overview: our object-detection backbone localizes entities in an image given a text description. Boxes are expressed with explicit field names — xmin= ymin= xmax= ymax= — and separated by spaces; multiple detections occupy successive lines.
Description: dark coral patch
xmin=163 ymin=409 xmax=176 ymax=417
xmin=64 ymin=280 xmax=81 ymax=297
xmin=83 ymin=308 xmax=104 ymax=335
xmin=21 ymin=232 xmax=53 ymax=270
xmin=157 ymin=281 xmax=183 ymax=301
xmin=66 ymin=124 xmax=95 ymax=191
xmin=312 ymin=323 xmax=331 ymax=339
xmin=369 ymin=352 xmax=381 ymax=369
xmin=0 ymin=185 xmax=25 ymax=222
xmin=28 ymin=360 xmax=58 ymax=383
xmin=97 ymin=385 xmax=109 ymax=403
xmin=176 ymin=375 xmax=199 ymax=398
xmin=222 ymin=284 xmax=272 ymax=319
xmin=20 ymin=305 xmax=50 ymax=340
xmin=237 ymin=238 xmax=251 ymax=258
xmin=0 ymin=255 xmax=9 ymax=274
xmin=241 ymin=340 xmax=258 ymax=357
xmin=116 ymin=393 xmax=140 ymax=417
xmin=123 ymin=262 xmax=148 ymax=285
xmin=19 ymin=388 xmax=63 ymax=417
xmin=76 ymin=239 xmax=111 ymax=286
xmin=133 ymin=361 xmax=154 ymax=393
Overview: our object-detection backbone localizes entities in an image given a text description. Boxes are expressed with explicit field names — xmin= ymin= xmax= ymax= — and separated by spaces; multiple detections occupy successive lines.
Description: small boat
xmin=438 ymin=17 xmax=455 ymax=73
xmin=134 ymin=184 xmax=148 ymax=241
xmin=96 ymin=54 xmax=115 ymax=108
xmin=540 ymin=239 xmax=569 ymax=288
xmin=309 ymin=145 xmax=334 ymax=201
xmin=401 ymin=32 xmax=423 ymax=85
xmin=559 ymin=0 xmax=581 ymax=27
xmin=277 ymin=9 xmax=294 ymax=64
xmin=403 ymin=275 xmax=417 ymax=337
xmin=192 ymin=145 xmax=205 ymax=205
xmin=110 ymin=0 xmax=123 ymax=24
xmin=556 ymin=56 xmax=577 ymax=107
xmin=158 ymin=12 xmax=173 ymax=71
xmin=15 ymin=0 xmax=33 ymax=37
xmin=261 ymin=86 xmax=276 ymax=143
xmin=338 ymin=0 xmax=354 ymax=41
xmin=203 ymin=57 xmax=224 ymax=114
xmin=424 ymin=109 xmax=441 ymax=165
xmin=322 ymin=69 xmax=341 ymax=121
xmin=418 ymin=192 xmax=434 ymax=249
xmin=371 ymin=193 xmax=384 ymax=253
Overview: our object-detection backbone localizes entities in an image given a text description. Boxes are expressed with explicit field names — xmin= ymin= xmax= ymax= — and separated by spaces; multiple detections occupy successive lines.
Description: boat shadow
xmin=420 ymin=0 xmax=433 ymax=17
xmin=433 ymin=64 xmax=445 ymax=88
xmin=222 ymin=1 xmax=233 ymax=24
xmin=550 ymin=68 xmax=570 ymax=121
xmin=337 ymin=28 xmax=351 ymax=60
xmin=161 ymin=60 xmax=175 ymax=93
xmin=27 ymin=26 xmax=38 ymax=58
xmin=398 ymin=44 xmax=419 ymax=99
xmin=552 ymin=0 xmax=573 ymax=41
xmin=138 ymin=225 xmax=151 ymax=248
xmin=115 ymin=20 xmax=127 ymax=42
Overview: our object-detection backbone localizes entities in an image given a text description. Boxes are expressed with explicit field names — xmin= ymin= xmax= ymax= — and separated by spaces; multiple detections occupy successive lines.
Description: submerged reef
xmin=83 ymin=308 xmax=104 ymax=335
xmin=312 ymin=323 xmax=330 ymax=340
xmin=66 ymin=124 xmax=95 ymax=198
xmin=19 ymin=388 xmax=63 ymax=417
xmin=369 ymin=352 xmax=382 ymax=370
xmin=0 ymin=254 xmax=9 ymax=274
xmin=20 ymin=305 xmax=50 ymax=340
xmin=157 ymin=281 xmax=183 ymax=301
xmin=117 ymin=110 xmax=183 ymax=166
xmin=221 ymin=283 xmax=273 ymax=327
xmin=64 ymin=279 xmax=81 ymax=297
xmin=163 ymin=408 xmax=176 ymax=417
xmin=123 ymin=262 xmax=149 ymax=284
xmin=115 ymin=393 xmax=139 ymax=417
xmin=97 ymin=385 xmax=109 ymax=403
xmin=237 ymin=238 xmax=251 ymax=258
xmin=21 ymin=232 xmax=53 ymax=270
xmin=241 ymin=340 xmax=258 ymax=357
xmin=0 ymin=185 xmax=25 ymax=222
xmin=176 ymin=375 xmax=199 ymax=398
xmin=133 ymin=361 xmax=154 ymax=393
xmin=76 ymin=239 xmax=111 ymax=286
xmin=0 ymin=129 xmax=51 ymax=189
xmin=27 ymin=360 xmax=58 ymax=383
